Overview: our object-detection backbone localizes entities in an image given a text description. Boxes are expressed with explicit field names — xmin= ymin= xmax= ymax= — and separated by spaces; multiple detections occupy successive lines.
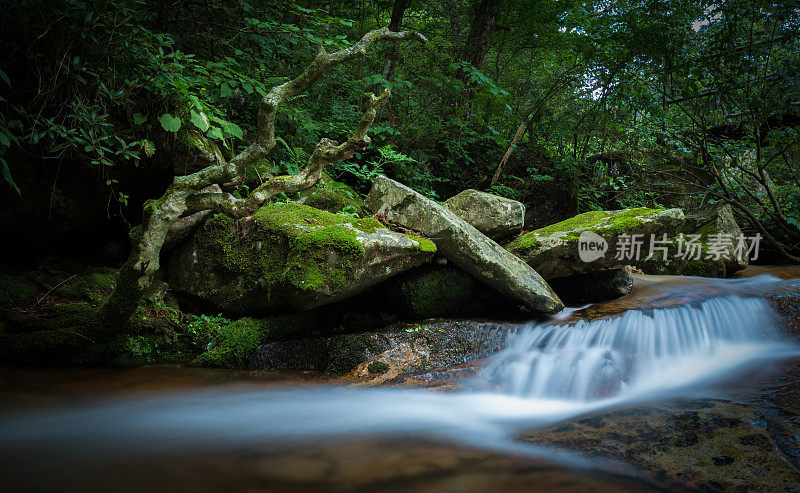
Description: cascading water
xmin=473 ymin=295 xmax=784 ymax=400
xmin=0 ymin=276 xmax=798 ymax=468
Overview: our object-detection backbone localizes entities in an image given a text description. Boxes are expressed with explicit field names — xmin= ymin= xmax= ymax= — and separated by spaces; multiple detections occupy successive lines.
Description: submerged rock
xmin=168 ymin=202 xmax=435 ymax=314
xmin=253 ymin=319 xmax=520 ymax=376
xmin=444 ymin=189 xmax=524 ymax=240
xmin=365 ymin=175 xmax=562 ymax=313
xmin=519 ymin=399 xmax=800 ymax=491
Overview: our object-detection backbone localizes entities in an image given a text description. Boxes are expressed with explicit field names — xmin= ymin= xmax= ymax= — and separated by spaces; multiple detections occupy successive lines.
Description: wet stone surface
xmin=518 ymin=399 xmax=800 ymax=491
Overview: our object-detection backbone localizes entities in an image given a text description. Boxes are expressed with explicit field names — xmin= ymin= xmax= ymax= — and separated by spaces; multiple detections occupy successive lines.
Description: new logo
xmin=578 ymin=231 xmax=608 ymax=262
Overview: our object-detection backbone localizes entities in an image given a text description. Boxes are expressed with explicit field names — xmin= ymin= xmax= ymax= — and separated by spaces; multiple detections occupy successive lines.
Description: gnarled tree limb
xmin=185 ymin=89 xmax=391 ymax=218
xmin=103 ymin=30 xmax=422 ymax=323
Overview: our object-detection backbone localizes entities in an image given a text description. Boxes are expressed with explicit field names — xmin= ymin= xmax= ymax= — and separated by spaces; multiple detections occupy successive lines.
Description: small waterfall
xmin=472 ymin=296 xmax=783 ymax=400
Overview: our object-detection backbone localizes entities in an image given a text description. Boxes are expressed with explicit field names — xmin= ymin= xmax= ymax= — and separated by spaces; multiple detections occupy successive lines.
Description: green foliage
xmin=2 ymin=0 xmax=798 ymax=256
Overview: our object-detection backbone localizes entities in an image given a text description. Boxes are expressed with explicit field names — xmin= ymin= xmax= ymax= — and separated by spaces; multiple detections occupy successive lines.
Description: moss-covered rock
xmin=507 ymin=207 xmax=735 ymax=280
xmin=241 ymin=158 xmax=276 ymax=189
xmin=506 ymin=207 xmax=684 ymax=280
xmin=444 ymin=189 xmax=524 ymax=240
xmin=171 ymin=129 xmax=226 ymax=175
xmin=292 ymin=172 xmax=367 ymax=216
xmin=168 ymin=202 xmax=436 ymax=315
xmin=684 ymin=202 xmax=748 ymax=274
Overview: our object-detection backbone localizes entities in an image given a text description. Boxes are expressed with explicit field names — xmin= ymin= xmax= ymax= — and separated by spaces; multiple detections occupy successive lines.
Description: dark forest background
xmin=1 ymin=0 xmax=799 ymax=262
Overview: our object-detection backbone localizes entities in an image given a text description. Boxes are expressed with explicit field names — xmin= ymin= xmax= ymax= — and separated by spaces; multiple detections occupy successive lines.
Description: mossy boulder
xmin=241 ymin=158 xmax=276 ymax=189
xmin=168 ymin=202 xmax=435 ymax=315
xmin=507 ymin=206 xmax=739 ymax=281
xmin=293 ymin=173 xmax=367 ymax=216
xmin=443 ymin=189 xmax=524 ymax=240
xmin=191 ymin=313 xmax=318 ymax=369
xmin=366 ymin=175 xmax=563 ymax=314
xmin=684 ymin=202 xmax=748 ymax=274
xmin=506 ymin=208 xmax=685 ymax=279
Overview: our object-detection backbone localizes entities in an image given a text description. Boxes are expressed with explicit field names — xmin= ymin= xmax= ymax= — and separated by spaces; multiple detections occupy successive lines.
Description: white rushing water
xmin=1 ymin=276 xmax=798 ymax=463
xmin=473 ymin=295 xmax=783 ymax=400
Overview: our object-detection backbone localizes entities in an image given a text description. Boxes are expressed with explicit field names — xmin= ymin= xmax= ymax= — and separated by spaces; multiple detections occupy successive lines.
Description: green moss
xmin=286 ymin=225 xmax=365 ymax=292
xmin=254 ymin=202 xmax=348 ymax=238
xmin=399 ymin=267 xmax=473 ymax=318
xmin=508 ymin=208 xmax=665 ymax=251
xmin=54 ymin=270 xmax=117 ymax=303
xmin=404 ymin=235 xmax=437 ymax=253
xmin=0 ymin=274 xmax=39 ymax=308
xmin=293 ymin=173 xmax=366 ymax=215
xmin=190 ymin=313 xmax=319 ymax=369
xmin=191 ymin=318 xmax=266 ymax=368
xmin=352 ymin=217 xmax=384 ymax=233
xmin=186 ymin=202 xmax=434 ymax=309
xmin=242 ymin=158 xmax=275 ymax=188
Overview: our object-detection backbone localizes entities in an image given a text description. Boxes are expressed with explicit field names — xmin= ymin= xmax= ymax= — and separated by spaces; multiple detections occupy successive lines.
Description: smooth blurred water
xmin=474 ymin=295 xmax=785 ymax=400
xmin=0 ymin=275 xmax=798 ymax=464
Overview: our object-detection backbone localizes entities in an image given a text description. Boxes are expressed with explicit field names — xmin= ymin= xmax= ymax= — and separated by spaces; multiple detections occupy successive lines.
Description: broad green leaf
xmin=158 ymin=113 xmax=181 ymax=132
xmin=221 ymin=121 xmax=243 ymax=139
xmin=220 ymin=83 xmax=232 ymax=98
xmin=133 ymin=113 xmax=147 ymax=125
xmin=190 ymin=110 xmax=210 ymax=132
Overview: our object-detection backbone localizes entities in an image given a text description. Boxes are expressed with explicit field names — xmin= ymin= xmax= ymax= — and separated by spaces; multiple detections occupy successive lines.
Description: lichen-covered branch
xmin=185 ymin=90 xmax=392 ymax=218
xmin=249 ymin=28 xmax=426 ymax=173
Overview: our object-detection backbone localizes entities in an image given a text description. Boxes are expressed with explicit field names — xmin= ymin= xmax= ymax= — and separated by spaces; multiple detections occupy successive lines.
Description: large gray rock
xmin=684 ymin=202 xmax=748 ymax=273
xmin=169 ymin=202 xmax=435 ymax=314
xmin=444 ymin=189 xmax=524 ymax=239
xmin=506 ymin=207 xmax=686 ymax=280
xmin=365 ymin=175 xmax=563 ymax=313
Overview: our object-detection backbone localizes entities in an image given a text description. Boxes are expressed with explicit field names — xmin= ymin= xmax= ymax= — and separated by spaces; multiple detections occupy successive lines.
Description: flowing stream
xmin=1 ymin=274 xmax=799 ymax=489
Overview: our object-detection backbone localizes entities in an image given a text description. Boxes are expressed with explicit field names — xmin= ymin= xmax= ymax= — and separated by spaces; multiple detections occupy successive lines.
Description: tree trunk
xmin=458 ymin=0 xmax=503 ymax=108
xmin=382 ymin=0 xmax=413 ymax=81
xmin=462 ymin=0 xmax=503 ymax=71
xmin=491 ymin=116 xmax=529 ymax=186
